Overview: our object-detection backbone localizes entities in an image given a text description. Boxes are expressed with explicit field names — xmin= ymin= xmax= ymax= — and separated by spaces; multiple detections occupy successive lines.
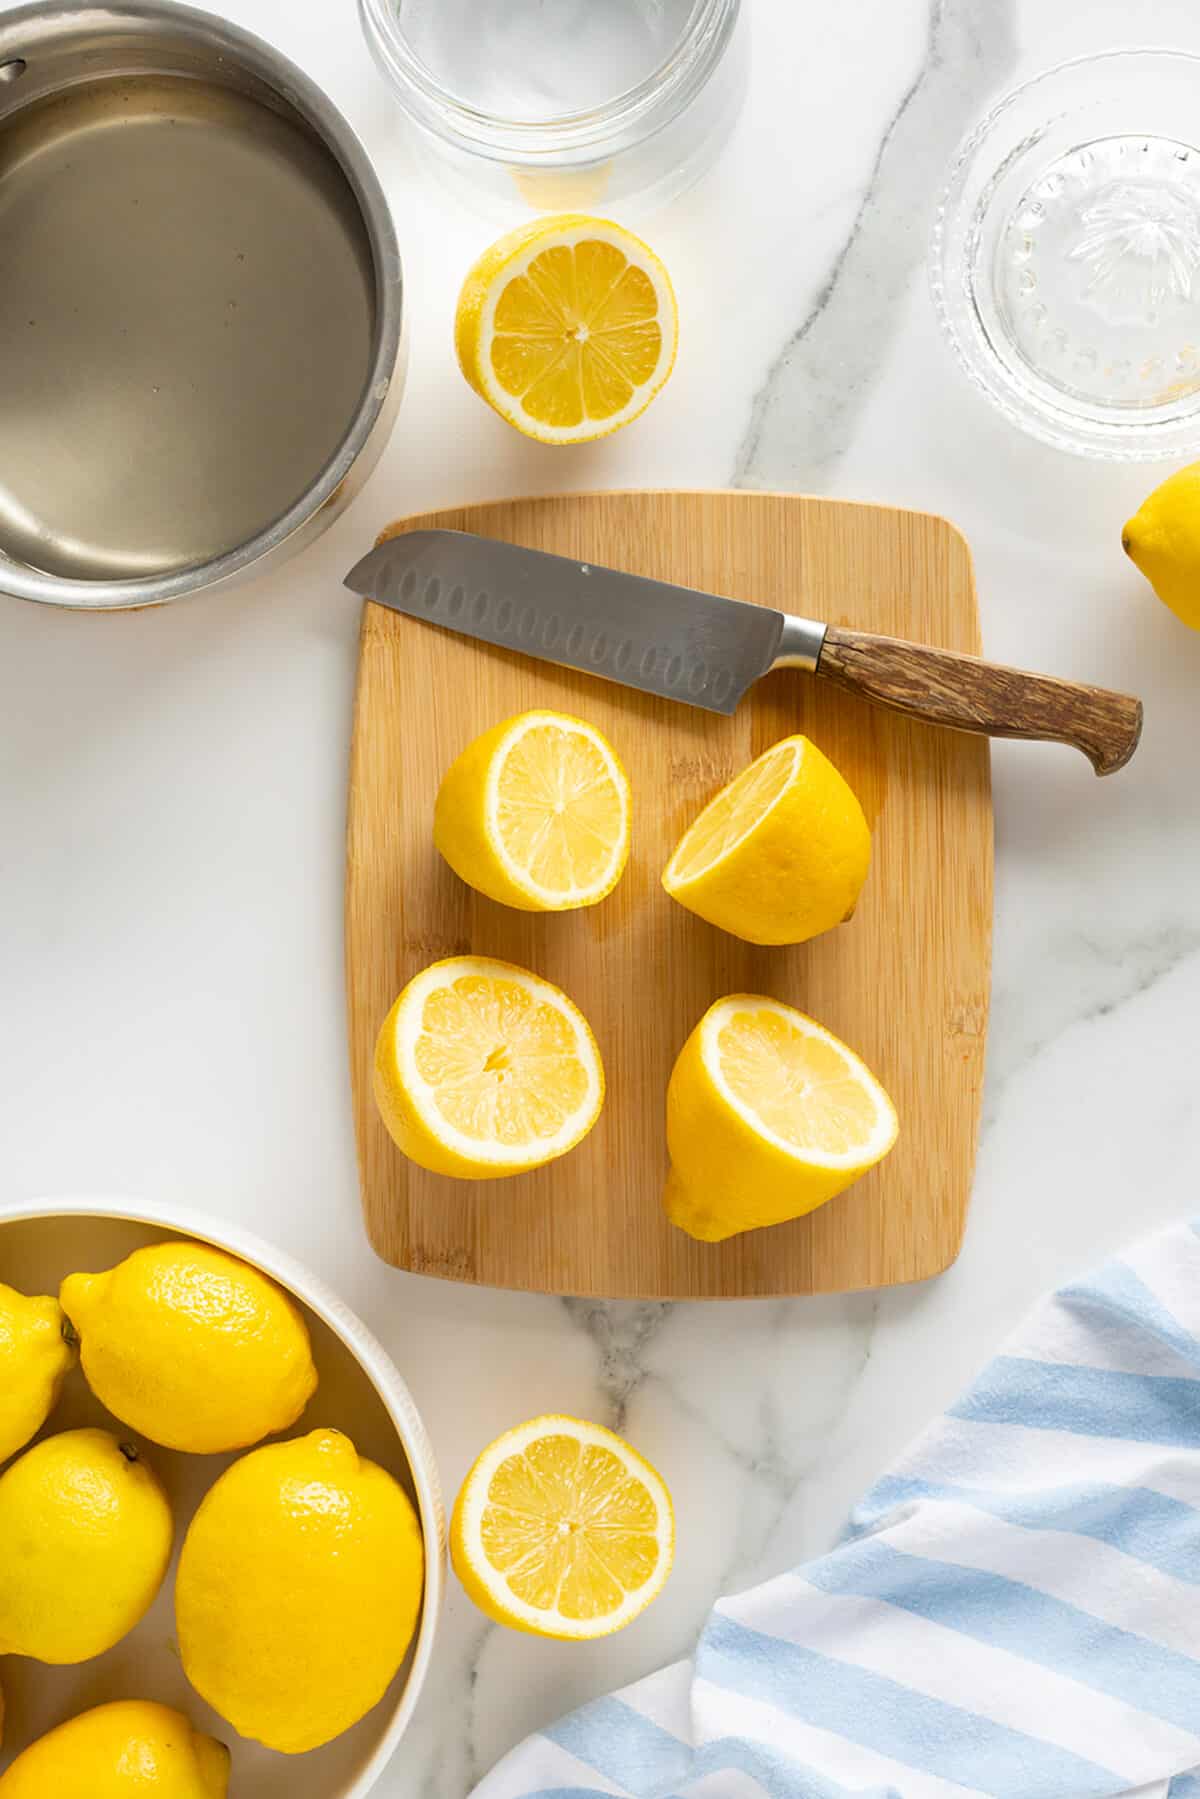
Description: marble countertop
xmin=5 ymin=0 xmax=1200 ymax=1791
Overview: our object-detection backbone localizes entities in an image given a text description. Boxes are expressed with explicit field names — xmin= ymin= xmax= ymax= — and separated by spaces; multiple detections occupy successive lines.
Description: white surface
xmin=3 ymin=0 xmax=1200 ymax=1793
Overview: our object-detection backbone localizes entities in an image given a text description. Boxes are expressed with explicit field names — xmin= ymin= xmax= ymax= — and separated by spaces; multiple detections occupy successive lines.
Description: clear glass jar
xmin=358 ymin=0 xmax=746 ymax=215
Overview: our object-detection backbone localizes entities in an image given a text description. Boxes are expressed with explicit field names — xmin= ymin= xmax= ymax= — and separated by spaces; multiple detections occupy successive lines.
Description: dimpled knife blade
xmin=343 ymin=529 xmax=799 ymax=715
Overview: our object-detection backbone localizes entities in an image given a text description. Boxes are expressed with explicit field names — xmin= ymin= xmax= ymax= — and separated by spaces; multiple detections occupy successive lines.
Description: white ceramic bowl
xmin=0 ymin=1197 xmax=444 ymax=1798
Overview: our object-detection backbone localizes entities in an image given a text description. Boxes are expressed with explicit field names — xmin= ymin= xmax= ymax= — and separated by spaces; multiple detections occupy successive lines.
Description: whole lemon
xmin=60 ymin=1240 xmax=318 ymax=1454
xmin=176 ymin=1428 xmax=424 ymax=1753
xmin=0 ymin=1700 xmax=228 ymax=1798
xmin=0 ymin=1428 xmax=172 ymax=1663
xmin=0 ymin=1279 xmax=75 ymax=1464
xmin=1123 ymin=461 xmax=1200 ymax=631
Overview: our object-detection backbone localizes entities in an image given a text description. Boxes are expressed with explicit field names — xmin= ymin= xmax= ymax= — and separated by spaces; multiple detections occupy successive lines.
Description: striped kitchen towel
xmin=472 ymin=1219 xmax=1200 ymax=1799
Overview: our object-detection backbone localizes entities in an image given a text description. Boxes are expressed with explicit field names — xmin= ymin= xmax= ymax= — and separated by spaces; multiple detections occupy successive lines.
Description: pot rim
xmin=0 ymin=0 xmax=402 ymax=610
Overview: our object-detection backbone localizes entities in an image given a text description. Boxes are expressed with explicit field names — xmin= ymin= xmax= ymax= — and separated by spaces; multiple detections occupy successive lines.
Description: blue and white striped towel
xmin=472 ymin=1219 xmax=1200 ymax=1799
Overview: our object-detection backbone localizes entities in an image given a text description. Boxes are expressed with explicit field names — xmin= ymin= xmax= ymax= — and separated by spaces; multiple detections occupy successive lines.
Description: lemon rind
xmin=475 ymin=220 xmax=678 ymax=445
xmin=662 ymin=739 xmax=805 ymax=891
xmin=484 ymin=711 xmax=631 ymax=908
xmin=453 ymin=1414 xmax=674 ymax=1639
xmin=392 ymin=957 xmax=604 ymax=1168
xmin=700 ymin=996 xmax=898 ymax=1171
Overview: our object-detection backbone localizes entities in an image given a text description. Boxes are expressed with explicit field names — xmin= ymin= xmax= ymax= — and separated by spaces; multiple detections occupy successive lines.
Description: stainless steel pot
xmin=0 ymin=2 xmax=403 ymax=609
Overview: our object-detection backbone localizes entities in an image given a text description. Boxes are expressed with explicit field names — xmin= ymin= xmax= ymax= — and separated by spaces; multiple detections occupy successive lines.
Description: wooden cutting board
xmin=346 ymin=491 xmax=992 ymax=1298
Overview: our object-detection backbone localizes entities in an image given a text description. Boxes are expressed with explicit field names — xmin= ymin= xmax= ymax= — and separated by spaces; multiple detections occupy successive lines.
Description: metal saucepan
xmin=0 ymin=2 xmax=403 ymax=609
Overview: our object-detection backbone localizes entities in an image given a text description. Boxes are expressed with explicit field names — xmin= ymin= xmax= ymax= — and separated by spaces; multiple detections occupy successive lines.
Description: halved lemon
xmin=434 ymin=711 xmax=631 ymax=912
xmin=662 ymin=735 xmax=871 ymax=946
xmin=665 ymin=996 xmax=899 ymax=1242
xmin=454 ymin=214 xmax=678 ymax=443
xmin=450 ymin=1415 xmax=674 ymax=1639
xmin=373 ymin=957 xmax=604 ymax=1179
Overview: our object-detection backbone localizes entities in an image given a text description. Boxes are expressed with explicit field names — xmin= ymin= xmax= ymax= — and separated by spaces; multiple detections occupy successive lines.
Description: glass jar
xmin=358 ymin=0 xmax=746 ymax=215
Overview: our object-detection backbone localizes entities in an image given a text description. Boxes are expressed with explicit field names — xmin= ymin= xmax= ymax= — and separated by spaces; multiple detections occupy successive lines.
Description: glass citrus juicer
xmin=933 ymin=50 xmax=1200 ymax=460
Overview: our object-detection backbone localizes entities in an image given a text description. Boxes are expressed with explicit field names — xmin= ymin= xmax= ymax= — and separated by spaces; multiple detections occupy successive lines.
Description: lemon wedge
xmin=434 ymin=710 xmax=631 ymax=912
xmin=662 ymin=735 xmax=871 ymax=945
xmin=454 ymin=214 xmax=677 ymax=443
xmin=373 ymin=956 xmax=604 ymax=1179
xmin=450 ymin=1414 xmax=674 ymax=1639
xmin=665 ymin=996 xmax=899 ymax=1242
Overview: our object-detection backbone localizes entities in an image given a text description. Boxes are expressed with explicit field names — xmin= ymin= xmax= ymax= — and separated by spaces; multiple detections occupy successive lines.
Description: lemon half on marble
xmin=455 ymin=214 xmax=677 ymax=443
xmin=451 ymin=1414 xmax=674 ymax=1639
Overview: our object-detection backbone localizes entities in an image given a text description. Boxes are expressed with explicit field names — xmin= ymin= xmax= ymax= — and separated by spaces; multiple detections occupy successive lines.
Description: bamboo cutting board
xmin=346 ymin=491 xmax=992 ymax=1298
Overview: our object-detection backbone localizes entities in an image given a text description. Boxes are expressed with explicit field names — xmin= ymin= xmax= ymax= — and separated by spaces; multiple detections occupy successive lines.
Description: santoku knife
xmin=344 ymin=530 xmax=1143 ymax=775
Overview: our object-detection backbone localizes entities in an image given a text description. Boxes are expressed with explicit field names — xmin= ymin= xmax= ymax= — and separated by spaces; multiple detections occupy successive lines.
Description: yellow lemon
xmin=455 ymin=213 xmax=677 ymax=443
xmin=1123 ymin=461 xmax=1200 ymax=630
xmin=374 ymin=955 xmax=604 ymax=1179
xmin=176 ymin=1428 xmax=424 ymax=1755
xmin=664 ymin=996 xmax=899 ymax=1242
xmin=451 ymin=1414 xmax=673 ymax=1639
xmin=434 ymin=710 xmax=631 ymax=911
xmin=61 ymin=1240 xmax=318 ymax=1455
xmin=0 ymin=1700 xmax=228 ymax=1799
xmin=662 ymin=735 xmax=871 ymax=945
xmin=0 ymin=1428 xmax=172 ymax=1663
xmin=0 ymin=1279 xmax=75 ymax=1464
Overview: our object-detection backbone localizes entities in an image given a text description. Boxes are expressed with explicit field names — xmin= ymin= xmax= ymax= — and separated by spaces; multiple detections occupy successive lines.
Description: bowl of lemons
xmin=0 ymin=1197 xmax=443 ymax=1799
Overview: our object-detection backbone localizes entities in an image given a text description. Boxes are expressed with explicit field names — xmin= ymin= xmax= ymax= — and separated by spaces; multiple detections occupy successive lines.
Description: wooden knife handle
xmin=815 ymin=626 xmax=1142 ymax=776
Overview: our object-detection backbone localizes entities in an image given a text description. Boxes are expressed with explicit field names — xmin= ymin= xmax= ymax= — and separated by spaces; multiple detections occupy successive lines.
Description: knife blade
xmin=344 ymin=529 xmax=1143 ymax=775
xmin=344 ymin=529 xmax=804 ymax=715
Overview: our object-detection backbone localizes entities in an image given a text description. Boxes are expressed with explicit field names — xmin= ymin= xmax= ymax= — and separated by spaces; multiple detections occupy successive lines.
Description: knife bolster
xmin=772 ymin=613 xmax=827 ymax=673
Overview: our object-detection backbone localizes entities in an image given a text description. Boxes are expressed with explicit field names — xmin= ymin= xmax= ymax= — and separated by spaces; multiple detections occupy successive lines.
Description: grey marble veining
xmin=735 ymin=0 xmax=1018 ymax=489
xmin=984 ymin=922 xmax=1200 ymax=1132
xmin=560 ymin=1299 xmax=673 ymax=1434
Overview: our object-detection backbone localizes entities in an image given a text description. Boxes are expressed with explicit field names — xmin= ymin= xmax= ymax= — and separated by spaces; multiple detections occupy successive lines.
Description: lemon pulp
xmin=491 ymin=237 xmax=664 ymax=428
xmin=417 ymin=970 xmax=591 ymax=1147
xmin=374 ymin=957 xmax=604 ymax=1178
xmin=451 ymin=1415 xmax=674 ymax=1638
xmin=434 ymin=710 xmax=630 ymax=911
xmin=456 ymin=214 xmax=677 ymax=443
xmin=665 ymin=742 xmax=796 ymax=883
xmin=716 ymin=1005 xmax=890 ymax=1159
xmin=493 ymin=717 xmax=626 ymax=898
